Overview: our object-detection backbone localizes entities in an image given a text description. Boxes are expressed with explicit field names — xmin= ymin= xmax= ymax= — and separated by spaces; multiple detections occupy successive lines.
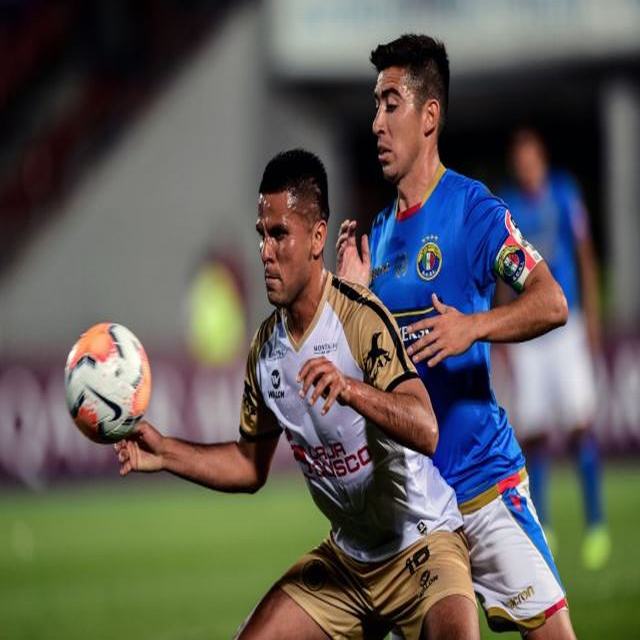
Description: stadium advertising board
xmin=1 ymin=335 xmax=639 ymax=487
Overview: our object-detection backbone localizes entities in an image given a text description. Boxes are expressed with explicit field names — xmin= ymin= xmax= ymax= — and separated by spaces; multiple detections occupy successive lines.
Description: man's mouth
xmin=377 ymin=146 xmax=392 ymax=162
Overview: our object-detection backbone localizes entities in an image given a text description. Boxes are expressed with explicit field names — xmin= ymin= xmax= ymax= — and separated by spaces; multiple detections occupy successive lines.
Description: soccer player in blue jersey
xmin=337 ymin=35 xmax=577 ymax=638
xmin=500 ymin=128 xmax=610 ymax=570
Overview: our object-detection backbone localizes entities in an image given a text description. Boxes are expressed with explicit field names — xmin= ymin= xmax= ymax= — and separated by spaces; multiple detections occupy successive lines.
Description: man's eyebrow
xmin=374 ymin=87 xmax=402 ymax=100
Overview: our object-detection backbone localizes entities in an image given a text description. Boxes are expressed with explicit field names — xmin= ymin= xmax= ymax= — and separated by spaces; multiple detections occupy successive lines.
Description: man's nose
xmin=372 ymin=107 xmax=384 ymax=136
xmin=261 ymin=238 xmax=274 ymax=262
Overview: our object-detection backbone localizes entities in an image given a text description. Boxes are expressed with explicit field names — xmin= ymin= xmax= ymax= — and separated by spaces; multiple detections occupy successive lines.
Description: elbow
xmin=419 ymin=411 xmax=439 ymax=457
xmin=550 ymin=284 xmax=569 ymax=328
xmin=239 ymin=470 xmax=269 ymax=494
xmin=244 ymin=475 xmax=267 ymax=494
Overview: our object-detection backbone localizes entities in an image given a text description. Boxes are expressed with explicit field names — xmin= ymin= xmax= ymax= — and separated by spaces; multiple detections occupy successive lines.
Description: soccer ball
xmin=65 ymin=322 xmax=152 ymax=443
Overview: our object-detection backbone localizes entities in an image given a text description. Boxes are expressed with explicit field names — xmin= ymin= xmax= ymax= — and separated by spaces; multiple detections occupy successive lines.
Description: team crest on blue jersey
xmin=416 ymin=241 xmax=442 ymax=281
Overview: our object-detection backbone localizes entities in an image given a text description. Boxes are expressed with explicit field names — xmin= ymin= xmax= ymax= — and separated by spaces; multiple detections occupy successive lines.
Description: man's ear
xmin=423 ymin=98 xmax=441 ymax=137
xmin=311 ymin=219 xmax=327 ymax=259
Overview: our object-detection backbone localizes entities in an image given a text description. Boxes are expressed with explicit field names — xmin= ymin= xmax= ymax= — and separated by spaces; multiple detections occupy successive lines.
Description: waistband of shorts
xmin=459 ymin=467 xmax=528 ymax=515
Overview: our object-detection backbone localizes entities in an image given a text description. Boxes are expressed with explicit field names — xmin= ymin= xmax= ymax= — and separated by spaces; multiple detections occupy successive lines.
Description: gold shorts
xmin=278 ymin=530 xmax=475 ymax=639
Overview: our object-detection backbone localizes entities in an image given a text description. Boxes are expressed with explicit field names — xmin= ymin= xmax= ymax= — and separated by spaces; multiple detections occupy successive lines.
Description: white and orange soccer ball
xmin=64 ymin=323 xmax=152 ymax=443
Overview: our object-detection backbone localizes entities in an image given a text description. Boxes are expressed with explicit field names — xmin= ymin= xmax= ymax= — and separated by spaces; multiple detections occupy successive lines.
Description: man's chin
xmin=380 ymin=163 xmax=398 ymax=183
xmin=266 ymin=289 xmax=285 ymax=307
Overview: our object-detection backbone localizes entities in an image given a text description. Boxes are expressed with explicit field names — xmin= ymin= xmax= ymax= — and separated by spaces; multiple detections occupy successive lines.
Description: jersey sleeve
xmin=353 ymin=289 xmax=419 ymax=392
xmin=494 ymin=209 xmax=544 ymax=292
xmin=465 ymin=183 xmax=543 ymax=292
xmin=239 ymin=326 xmax=282 ymax=442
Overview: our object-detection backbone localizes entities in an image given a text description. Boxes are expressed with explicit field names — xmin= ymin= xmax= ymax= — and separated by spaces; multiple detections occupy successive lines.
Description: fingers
xmin=298 ymin=357 xmax=331 ymax=398
xmin=321 ymin=380 xmax=345 ymax=415
xmin=426 ymin=349 xmax=449 ymax=368
xmin=407 ymin=334 xmax=440 ymax=362
xmin=298 ymin=357 xmax=345 ymax=414
xmin=405 ymin=321 xmax=437 ymax=355
xmin=410 ymin=340 xmax=445 ymax=366
xmin=309 ymin=371 xmax=333 ymax=407
xmin=431 ymin=293 xmax=447 ymax=314
xmin=336 ymin=220 xmax=357 ymax=253
xmin=360 ymin=234 xmax=370 ymax=263
xmin=405 ymin=316 xmax=436 ymax=336
xmin=114 ymin=440 xmax=137 ymax=476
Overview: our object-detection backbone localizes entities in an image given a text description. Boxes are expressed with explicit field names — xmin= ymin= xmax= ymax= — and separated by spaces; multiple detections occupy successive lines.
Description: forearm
xmin=345 ymin=378 xmax=437 ymax=455
xmin=160 ymin=438 xmax=266 ymax=493
xmin=475 ymin=266 xmax=568 ymax=343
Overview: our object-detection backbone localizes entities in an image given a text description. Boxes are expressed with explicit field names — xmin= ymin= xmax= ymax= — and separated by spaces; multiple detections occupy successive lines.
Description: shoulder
xmin=330 ymin=275 xmax=386 ymax=310
xmin=443 ymin=169 xmax=505 ymax=215
xmin=328 ymin=275 xmax=396 ymax=327
xmin=371 ymin=202 xmax=395 ymax=231
xmin=249 ymin=311 xmax=279 ymax=360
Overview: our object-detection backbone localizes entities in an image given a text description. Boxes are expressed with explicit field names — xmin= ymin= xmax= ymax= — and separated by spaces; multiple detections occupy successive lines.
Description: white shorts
xmin=460 ymin=469 xmax=567 ymax=632
xmin=508 ymin=312 xmax=597 ymax=436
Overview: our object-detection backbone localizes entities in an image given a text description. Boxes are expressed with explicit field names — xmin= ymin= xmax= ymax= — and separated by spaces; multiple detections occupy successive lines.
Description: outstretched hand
xmin=405 ymin=294 xmax=478 ymax=367
xmin=336 ymin=219 xmax=371 ymax=287
xmin=114 ymin=420 xmax=165 ymax=476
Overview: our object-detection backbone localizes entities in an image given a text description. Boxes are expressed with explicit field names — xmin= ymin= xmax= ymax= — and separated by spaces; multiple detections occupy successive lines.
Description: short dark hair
xmin=370 ymin=34 xmax=449 ymax=133
xmin=259 ymin=149 xmax=329 ymax=222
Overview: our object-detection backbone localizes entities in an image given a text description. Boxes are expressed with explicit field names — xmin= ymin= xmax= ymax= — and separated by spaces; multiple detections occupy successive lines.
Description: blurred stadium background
xmin=1 ymin=1 xmax=639 ymax=638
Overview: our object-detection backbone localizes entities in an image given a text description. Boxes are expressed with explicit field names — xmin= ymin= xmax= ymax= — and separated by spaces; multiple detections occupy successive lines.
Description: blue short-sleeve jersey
xmin=500 ymin=171 xmax=587 ymax=310
xmin=369 ymin=167 xmax=526 ymax=504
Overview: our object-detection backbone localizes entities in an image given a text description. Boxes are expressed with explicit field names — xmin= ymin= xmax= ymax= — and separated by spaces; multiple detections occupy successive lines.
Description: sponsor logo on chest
xmin=313 ymin=341 xmax=338 ymax=356
xmin=268 ymin=369 xmax=285 ymax=399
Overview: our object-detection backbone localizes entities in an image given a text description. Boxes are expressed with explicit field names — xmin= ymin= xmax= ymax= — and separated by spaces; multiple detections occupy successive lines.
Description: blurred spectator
xmin=186 ymin=252 xmax=247 ymax=367
xmin=499 ymin=128 xmax=610 ymax=570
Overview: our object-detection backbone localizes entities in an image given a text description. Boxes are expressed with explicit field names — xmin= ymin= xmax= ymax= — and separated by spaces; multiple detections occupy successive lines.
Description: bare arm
xmin=406 ymin=262 xmax=568 ymax=366
xmin=346 ymin=377 xmax=437 ymax=455
xmin=298 ymin=358 xmax=437 ymax=456
xmin=471 ymin=260 xmax=568 ymax=343
xmin=115 ymin=421 xmax=280 ymax=494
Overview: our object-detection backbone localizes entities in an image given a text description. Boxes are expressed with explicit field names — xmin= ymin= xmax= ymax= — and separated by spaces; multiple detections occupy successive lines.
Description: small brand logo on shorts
xmin=419 ymin=570 xmax=439 ymax=597
xmin=301 ymin=559 xmax=327 ymax=592
xmin=506 ymin=586 xmax=535 ymax=610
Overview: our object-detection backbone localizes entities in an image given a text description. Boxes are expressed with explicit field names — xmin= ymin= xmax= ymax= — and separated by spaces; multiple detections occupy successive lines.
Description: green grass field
xmin=1 ymin=465 xmax=639 ymax=639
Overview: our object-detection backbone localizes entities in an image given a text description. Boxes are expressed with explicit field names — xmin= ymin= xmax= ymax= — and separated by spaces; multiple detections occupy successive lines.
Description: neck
xmin=396 ymin=145 xmax=441 ymax=211
xmin=286 ymin=266 xmax=328 ymax=341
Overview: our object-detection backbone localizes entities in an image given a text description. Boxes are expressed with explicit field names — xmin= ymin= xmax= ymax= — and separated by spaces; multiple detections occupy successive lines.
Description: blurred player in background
xmin=499 ymin=128 xmax=610 ymax=570
xmin=337 ymin=34 xmax=577 ymax=637
xmin=116 ymin=149 xmax=480 ymax=639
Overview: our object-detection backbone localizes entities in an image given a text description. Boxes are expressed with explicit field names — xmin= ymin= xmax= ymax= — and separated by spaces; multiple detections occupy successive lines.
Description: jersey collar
xmin=281 ymin=270 xmax=332 ymax=352
xmin=395 ymin=163 xmax=446 ymax=221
